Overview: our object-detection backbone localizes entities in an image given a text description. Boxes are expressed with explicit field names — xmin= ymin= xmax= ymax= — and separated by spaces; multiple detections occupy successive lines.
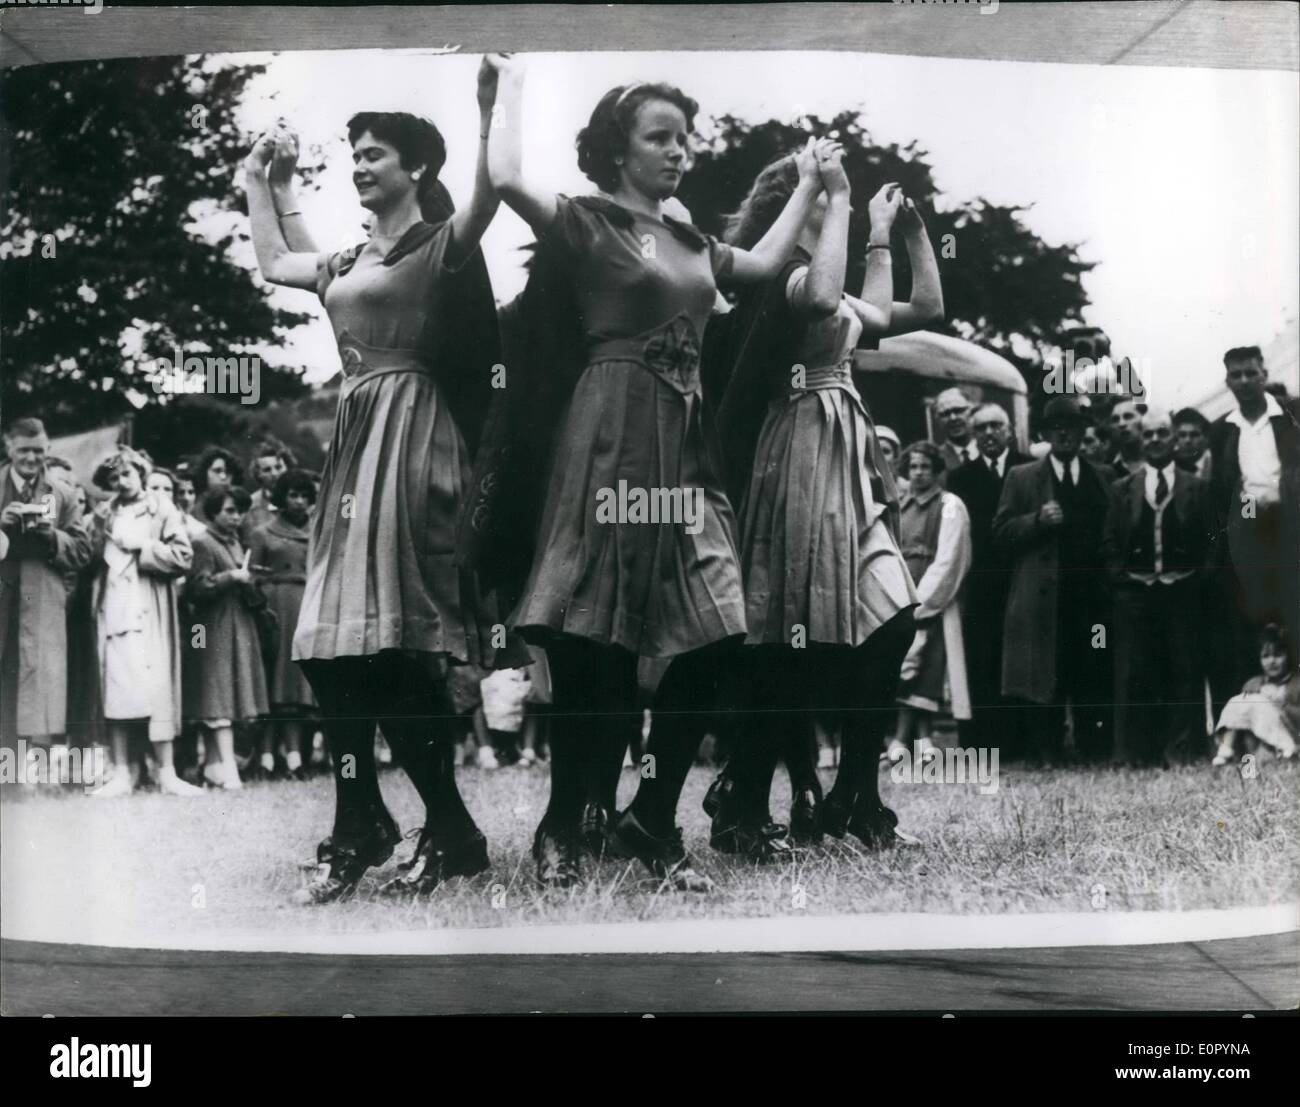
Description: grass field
xmin=1 ymin=757 xmax=1296 ymax=940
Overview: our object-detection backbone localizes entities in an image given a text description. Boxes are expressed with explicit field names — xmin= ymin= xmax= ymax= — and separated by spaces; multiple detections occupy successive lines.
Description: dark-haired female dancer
xmin=708 ymin=147 xmax=945 ymax=852
xmin=244 ymin=61 xmax=509 ymax=903
xmin=482 ymin=53 xmax=836 ymax=889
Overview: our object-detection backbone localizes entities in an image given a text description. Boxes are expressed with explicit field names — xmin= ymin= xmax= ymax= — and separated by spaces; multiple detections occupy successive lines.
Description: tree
xmin=0 ymin=56 xmax=311 ymax=435
xmin=680 ymin=110 xmax=1094 ymax=364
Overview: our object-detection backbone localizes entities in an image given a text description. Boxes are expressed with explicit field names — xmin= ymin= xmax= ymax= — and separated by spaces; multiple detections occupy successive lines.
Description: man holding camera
xmin=0 ymin=417 xmax=93 ymax=762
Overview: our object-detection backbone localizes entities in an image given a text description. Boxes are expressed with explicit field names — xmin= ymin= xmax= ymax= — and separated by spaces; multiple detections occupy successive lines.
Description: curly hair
xmin=92 ymin=447 xmax=151 ymax=492
xmin=724 ymin=153 xmax=800 ymax=250
xmin=270 ymin=468 xmax=318 ymax=511
xmin=347 ymin=111 xmax=456 ymax=224
xmin=576 ymin=82 xmax=699 ymax=194
xmin=195 ymin=447 xmax=243 ymax=493
xmin=900 ymin=439 xmax=945 ymax=475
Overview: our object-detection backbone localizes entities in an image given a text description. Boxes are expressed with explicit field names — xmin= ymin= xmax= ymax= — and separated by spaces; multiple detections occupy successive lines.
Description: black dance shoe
xmin=702 ymin=771 xmax=729 ymax=818
xmin=709 ymin=778 xmax=792 ymax=862
xmin=294 ymin=820 xmax=402 ymax=905
xmin=611 ymin=810 xmax=714 ymax=892
xmin=845 ymin=799 xmax=903 ymax=850
xmin=711 ymin=817 xmax=794 ymax=862
xmin=533 ymin=822 xmax=582 ymax=889
xmin=820 ymin=789 xmax=853 ymax=839
xmin=379 ymin=825 xmax=490 ymax=897
xmin=580 ymin=801 xmax=614 ymax=858
xmin=788 ymin=787 xmax=824 ymax=846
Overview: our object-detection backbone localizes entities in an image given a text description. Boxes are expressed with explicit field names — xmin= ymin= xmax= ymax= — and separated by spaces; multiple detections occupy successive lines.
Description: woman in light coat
xmin=88 ymin=448 xmax=202 ymax=797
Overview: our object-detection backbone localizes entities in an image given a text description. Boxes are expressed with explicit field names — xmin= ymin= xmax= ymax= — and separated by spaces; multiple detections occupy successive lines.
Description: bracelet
xmin=277 ymin=209 xmax=303 ymax=219
xmin=866 ymin=243 xmax=891 ymax=253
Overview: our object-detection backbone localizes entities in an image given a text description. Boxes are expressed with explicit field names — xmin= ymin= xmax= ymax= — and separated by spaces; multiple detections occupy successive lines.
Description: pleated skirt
xmin=510 ymin=357 xmax=747 ymax=659
xmin=739 ymin=386 xmax=916 ymax=647
xmin=293 ymin=366 xmax=495 ymax=665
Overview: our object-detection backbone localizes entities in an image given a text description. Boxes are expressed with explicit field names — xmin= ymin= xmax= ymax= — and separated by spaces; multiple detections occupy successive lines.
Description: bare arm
xmin=447 ymin=58 xmax=504 ymax=266
xmin=243 ymin=135 xmax=319 ymax=291
xmin=788 ymin=145 xmax=851 ymax=319
xmin=887 ymin=202 xmax=944 ymax=334
xmin=847 ymin=182 xmax=904 ymax=339
xmin=729 ymin=138 xmax=825 ymax=284
xmin=485 ymin=54 xmax=558 ymax=237
xmin=267 ymin=125 xmax=319 ymax=254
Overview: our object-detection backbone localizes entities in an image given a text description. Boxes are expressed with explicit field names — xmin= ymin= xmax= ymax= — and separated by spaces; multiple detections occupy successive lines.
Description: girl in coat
xmin=182 ymin=487 xmax=269 ymax=789
xmin=88 ymin=448 xmax=202 ymax=797
xmin=888 ymin=441 xmax=973 ymax=763
xmin=248 ymin=468 xmax=318 ymax=779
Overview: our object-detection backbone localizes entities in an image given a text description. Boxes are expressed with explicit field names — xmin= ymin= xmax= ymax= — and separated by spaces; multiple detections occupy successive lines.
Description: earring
xmin=614 ymin=157 xmax=623 ymax=166
xmin=412 ymin=170 xmax=423 ymax=181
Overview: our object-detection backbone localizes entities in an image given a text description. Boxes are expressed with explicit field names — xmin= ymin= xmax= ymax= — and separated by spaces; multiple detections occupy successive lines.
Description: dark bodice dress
xmin=294 ymin=222 xmax=495 ymax=665
xmin=510 ymin=195 xmax=748 ymax=659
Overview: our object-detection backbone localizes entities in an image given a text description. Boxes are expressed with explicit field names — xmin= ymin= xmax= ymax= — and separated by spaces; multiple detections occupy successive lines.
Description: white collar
xmin=1225 ymin=392 xmax=1283 ymax=430
xmin=1144 ymin=461 xmax=1177 ymax=489
xmin=1049 ymin=454 xmax=1079 ymax=481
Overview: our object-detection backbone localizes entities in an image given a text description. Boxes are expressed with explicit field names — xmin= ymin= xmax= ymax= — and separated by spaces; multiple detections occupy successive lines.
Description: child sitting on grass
xmin=1212 ymin=623 xmax=1299 ymax=765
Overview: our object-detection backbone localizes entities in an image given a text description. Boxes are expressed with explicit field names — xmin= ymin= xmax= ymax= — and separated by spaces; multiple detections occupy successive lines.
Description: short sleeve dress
xmin=293 ymin=221 xmax=495 ymax=666
xmin=738 ymin=269 xmax=917 ymax=647
xmin=509 ymin=195 xmax=747 ymax=659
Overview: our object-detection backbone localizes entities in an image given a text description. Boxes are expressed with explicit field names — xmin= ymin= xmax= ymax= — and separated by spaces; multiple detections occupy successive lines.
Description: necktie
xmin=1155 ymin=470 xmax=1168 ymax=504
xmin=1061 ymin=464 xmax=1075 ymax=492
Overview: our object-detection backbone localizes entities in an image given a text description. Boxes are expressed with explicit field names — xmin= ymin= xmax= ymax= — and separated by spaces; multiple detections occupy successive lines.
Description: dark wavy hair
xmin=1259 ymin=623 xmax=1295 ymax=670
xmin=270 ymin=468 xmax=318 ymax=511
xmin=201 ymin=485 xmax=252 ymax=522
xmin=576 ymin=83 xmax=699 ymax=194
xmin=347 ymin=111 xmax=455 ymax=224
xmin=195 ymin=447 xmax=243 ymax=493
xmin=900 ymin=439 xmax=945 ymax=474
xmin=725 ymin=153 xmax=800 ymax=250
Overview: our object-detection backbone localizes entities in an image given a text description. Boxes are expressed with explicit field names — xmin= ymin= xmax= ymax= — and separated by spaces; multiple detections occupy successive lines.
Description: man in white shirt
xmin=1207 ymin=346 xmax=1300 ymax=713
xmin=1102 ymin=410 xmax=1217 ymax=766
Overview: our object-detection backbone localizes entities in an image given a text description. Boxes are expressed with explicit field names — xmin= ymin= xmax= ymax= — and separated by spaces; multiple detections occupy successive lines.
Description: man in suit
xmin=1102 ymin=409 xmax=1217 ymax=766
xmin=994 ymin=399 xmax=1116 ymax=763
xmin=1108 ymin=399 xmax=1146 ymax=477
xmin=948 ymin=403 xmax=1031 ymax=747
xmin=934 ymin=387 xmax=979 ymax=476
xmin=1207 ymin=346 xmax=1300 ymax=714
xmin=0 ymin=417 xmax=93 ymax=763
xmin=1172 ymin=407 xmax=1213 ymax=483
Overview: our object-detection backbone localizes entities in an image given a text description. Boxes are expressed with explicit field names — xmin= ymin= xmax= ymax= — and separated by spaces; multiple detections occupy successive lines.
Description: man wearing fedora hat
xmin=993 ymin=398 xmax=1117 ymax=763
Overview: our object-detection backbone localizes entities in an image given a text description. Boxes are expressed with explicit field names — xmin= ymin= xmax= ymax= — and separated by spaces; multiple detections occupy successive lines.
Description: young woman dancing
xmin=481 ymin=53 xmax=836 ymax=890
xmin=707 ymin=148 xmax=945 ymax=853
xmin=243 ymin=61 xmax=510 ymax=903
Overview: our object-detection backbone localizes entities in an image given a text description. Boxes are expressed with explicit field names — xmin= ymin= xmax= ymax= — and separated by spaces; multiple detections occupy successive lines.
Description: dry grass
xmin=1 ymin=757 xmax=1296 ymax=940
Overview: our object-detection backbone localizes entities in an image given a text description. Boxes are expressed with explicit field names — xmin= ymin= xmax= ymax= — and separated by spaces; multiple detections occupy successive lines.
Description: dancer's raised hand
xmin=268 ymin=122 xmax=300 ymax=186
xmin=867 ymin=182 xmax=903 ymax=236
xmin=817 ymin=141 xmax=849 ymax=198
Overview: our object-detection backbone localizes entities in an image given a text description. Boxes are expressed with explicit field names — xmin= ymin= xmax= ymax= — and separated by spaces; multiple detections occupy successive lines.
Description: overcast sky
xmin=221 ymin=48 xmax=1299 ymax=410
